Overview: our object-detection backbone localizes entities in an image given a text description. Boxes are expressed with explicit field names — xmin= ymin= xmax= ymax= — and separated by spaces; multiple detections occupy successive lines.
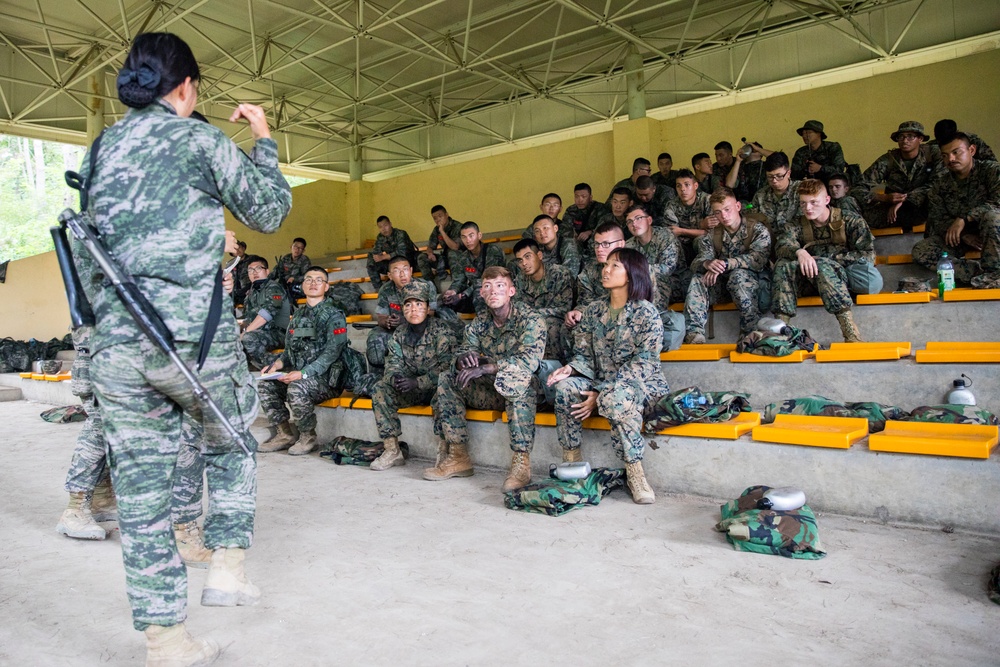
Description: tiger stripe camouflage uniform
xmin=433 ymin=301 xmax=546 ymax=454
xmin=514 ymin=263 xmax=574 ymax=361
xmin=911 ymin=160 xmax=1000 ymax=285
xmin=855 ymin=145 xmax=944 ymax=229
xmin=366 ymin=278 xmax=438 ymax=375
xmin=791 ymin=141 xmax=847 ymax=181
xmin=258 ymin=299 xmax=350 ymax=434
xmin=269 ymin=252 xmax=310 ymax=285
xmin=240 ymin=277 xmax=290 ymax=369
xmin=75 ymin=99 xmax=291 ymax=630
xmin=554 ymin=299 xmax=670 ymax=462
xmin=447 ymin=243 xmax=506 ymax=313
xmin=685 ymin=219 xmax=771 ymax=338
xmin=372 ymin=317 xmax=455 ymax=440
xmin=63 ymin=326 xmax=109 ymax=495
xmin=366 ymin=228 xmax=418 ymax=286
xmin=772 ymin=208 xmax=875 ymax=317
xmin=540 ymin=235 xmax=582 ymax=276
xmin=521 ymin=216 xmax=575 ymax=240
xmin=417 ymin=217 xmax=464 ymax=279
xmin=636 ymin=185 xmax=676 ymax=226
xmin=563 ymin=202 xmax=610 ymax=240
xmin=664 ymin=191 xmax=711 ymax=266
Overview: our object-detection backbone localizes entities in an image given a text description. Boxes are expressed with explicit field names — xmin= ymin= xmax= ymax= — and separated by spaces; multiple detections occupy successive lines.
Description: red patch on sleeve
xmin=333 ymin=327 xmax=347 ymax=335
xmin=272 ymin=295 xmax=283 ymax=300
xmin=465 ymin=266 xmax=476 ymax=273
xmin=389 ymin=303 xmax=401 ymax=311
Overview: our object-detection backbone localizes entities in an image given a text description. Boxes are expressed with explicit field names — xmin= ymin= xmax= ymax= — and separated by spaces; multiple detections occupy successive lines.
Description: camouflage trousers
xmin=63 ymin=393 xmax=109 ymax=493
xmin=366 ymin=327 xmax=393 ymax=377
xmin=772 ymin=257 xmax=852 ymax=316
xmin=258 ymin=375 xmax=337 ymax=433
xmin=90 ymin=336 xmax=259 ymax=631
xmin=666 ymin=268 xmax=691 ymax=305
xmin=241 ymin=328 xmax=284 ymax=370
xmin=553 ymin=376 xmax=649 ymax=463
xmin=372 ymin=380 xmax=439 ymax=440
xmin=433 ymin=369 xmax=537 ymax=452
xmin=366 ymin=258 xmax=390 ymax=287
xmin=542 ymin=315 xmax=567 ymax=363
xmin=862 ymin=199 xmax=926 ymax=230
xmin=912 ymin=230 xmax=1000 ymax=285
xmin=685 ymin=268 xmax=762 ymax=336
xmin=417 ymin=249 xmax=464 ymax=283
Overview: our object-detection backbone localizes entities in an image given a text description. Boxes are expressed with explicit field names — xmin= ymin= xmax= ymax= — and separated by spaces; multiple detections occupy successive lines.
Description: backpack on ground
xmin=318 ymin=436 xmax=410 ymax=466
xmin=715 ymin=485 xmax=826 ymax=559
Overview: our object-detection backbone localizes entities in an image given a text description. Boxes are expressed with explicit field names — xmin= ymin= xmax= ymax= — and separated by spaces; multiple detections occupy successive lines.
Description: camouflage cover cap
xmin=401 ymin=281 xmax=432 ymax=303
xmin=796 ymin=119 xmax=827 ymax=139
xmin=890 ymin=121 xmax=930 ymax=142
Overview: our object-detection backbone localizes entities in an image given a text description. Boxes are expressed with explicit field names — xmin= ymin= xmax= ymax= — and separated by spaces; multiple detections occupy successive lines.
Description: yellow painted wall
xmin=0 ymin=251 xmax=71 ymax=340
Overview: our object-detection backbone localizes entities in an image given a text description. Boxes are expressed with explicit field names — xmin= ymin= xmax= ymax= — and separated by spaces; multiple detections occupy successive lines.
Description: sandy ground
xmin=1 ymin=398 xmax=998 ymax=667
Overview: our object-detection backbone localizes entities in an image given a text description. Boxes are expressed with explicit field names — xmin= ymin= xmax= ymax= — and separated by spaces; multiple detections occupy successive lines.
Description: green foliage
xmin=0 ymin=134 xmax=85 ymax=262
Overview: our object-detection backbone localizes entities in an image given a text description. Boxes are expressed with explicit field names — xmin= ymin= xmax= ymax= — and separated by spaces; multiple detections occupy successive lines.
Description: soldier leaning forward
xmin=366 ymin=272 xmax=437 ymax=377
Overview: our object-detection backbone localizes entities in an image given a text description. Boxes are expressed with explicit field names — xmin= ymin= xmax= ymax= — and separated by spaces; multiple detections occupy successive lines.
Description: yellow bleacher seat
xmin=869 ymin=421 xmax=998 ymax=459
xmin=660 ymin=344 xmax=736 ymax=362
xmin=752 ymin=414 xmax=869 ymax=449
xmin=352 ymin=253 xmax=368 ymax=260
xmin=30 ymin=373 xmax=44 ymax=380
xmin=871 ymin=226 xmax=905 ymax=237
xmin=497 ymin=234 xmax=522 ymax=242
xmin=360 ymin=293 xmax=378 ymax=300
xmin=326 ymin=267 xmax=342 ymax=272
xmin=398 ymin=405 xmax=434 ymax=416
xmin=796 ymin=296 xmax=824 ymax=307
xmin=657 ymin=411 xmax=761 ymax=439
xmin=467 ymin=409 xmax=501 ymax=422
xmin=317 ymin=398 xmax=341 ymax=408
xmin=814 ymin=341 xmax=910 ymax=362
xmin=336 ymin=255 xmax=352 ymax=261
xmin=729 ymin=348 xmax=813 ymax=363
xmin=346 ymin=314 xmax=372 ymax=323
xmin=346 ymin=277 xmax=367 ymax=283
xmin=942 ymin=288 xmax=1000 ymax=302
xmin=856 ymin=292 xmax=931 ymax=305
xmin=459 ymin=313 xmax=476 ymax=320
xmin=19 ymin=372 xmax=32 ymax=378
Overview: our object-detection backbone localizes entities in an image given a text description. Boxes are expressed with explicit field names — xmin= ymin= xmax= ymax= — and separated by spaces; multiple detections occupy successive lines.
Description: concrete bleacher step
xmin=0 ymin=386 xmax=23 ymax=402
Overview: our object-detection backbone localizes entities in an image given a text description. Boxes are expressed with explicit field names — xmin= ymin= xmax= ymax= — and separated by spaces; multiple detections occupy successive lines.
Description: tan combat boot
xmin=90 ymin=475 xmax=118 ymax=522
xmin=836 ymin=310 xmax=863 ymax=343
xmin=201 ymin=548 xmax=261 ymax=607
xmin=56 ymin=492 xmax=107 ymax=540
xmin=562 ymin=448 xmax=583 ymax=463
xmin=288 ymin=429 xmax=317 ymax=456
xmin=433 ymin=439 xmax=449 ymax=468
xmin=625 ymin=461 xmax=655 ymax=505
xmin=259 ymin=422 xmax=297 ymax=453
xmin=144 ymin=623 xmax=219 ymax=667
xmin=502 ymin=452 xmax=532 ymax=492
xmin=776 ymin=313 xmax=791 ymax=324
xmin=423 ymin=443 xmax=474 ymax=481
xmin=684 ymin=332 xmax=706 ymax=345
xmin=370 ymin=436 xmax=405 ymax=471
xmin=174 ymin=521 xmax=212 ymax=569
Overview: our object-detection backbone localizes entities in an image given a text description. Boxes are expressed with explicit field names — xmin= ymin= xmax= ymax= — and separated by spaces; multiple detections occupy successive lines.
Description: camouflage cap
xmin=890 ymin=121 xmax=930 ymax=142
xmin=796 ymin=119 xmax=827 ymax=140
xmin=401 ymin=281 xmax=432 ymax=303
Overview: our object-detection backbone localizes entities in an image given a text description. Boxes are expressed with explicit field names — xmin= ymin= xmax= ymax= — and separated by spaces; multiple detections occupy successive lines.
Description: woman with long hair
xmin=75 ymin=32 xmax=291 ymax=664
xmin=547 ymin=248 xmax=671 ymax=504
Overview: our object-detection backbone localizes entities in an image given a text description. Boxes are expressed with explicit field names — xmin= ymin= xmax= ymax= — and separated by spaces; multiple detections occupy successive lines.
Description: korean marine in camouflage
xmin=772 ymin=179 xmax=874 ymax=342
xmin=428 ymin=266 xmax=546 ymax=492
xmin=520 ymin=193 xmax=575 ymax=240
xmin=562 ymin=183 xmax=609 ymax=245
xmin=532 ymin=215 xmax=582 ymax=276
xmin=73 ymin=32 xmax=292 ymax=647
xmin=369 ymin=281 xmax=455 ymax=471
xmin=442 ymin=222 xmax=506 ymax=314
xmin=417 ymin=205 xmax=465 ymax=286
xmin=367 ymin=256 xmax=438 ymax=376
xmin=270 ymin=237 xmax=310 ymax=286
xmin=791 ymin=120 xmax=848 ymax=181
xmin=911 ymin=133 xmax=1000 ymax=286
xmin=258 ymin=266 xmax=351 ymax=456
xmin=239 ymin=255 xmax=290 ymax=369
xmin=684 ymin=188 xmax=772 ymax=342
xmin=366 ymin=215 xmax=418 ymax=286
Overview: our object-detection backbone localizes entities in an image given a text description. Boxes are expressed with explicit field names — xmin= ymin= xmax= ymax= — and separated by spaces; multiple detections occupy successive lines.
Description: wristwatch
xmin=301 ymin=370 xmax=309 ymax=379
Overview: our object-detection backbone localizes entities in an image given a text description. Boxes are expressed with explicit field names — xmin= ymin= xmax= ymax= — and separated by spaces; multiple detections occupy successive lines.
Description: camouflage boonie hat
xmin=796 ymin=119 xmax=827 ymax=140
xmin=401 ymin=281 xmax=432 ymax=303
xmin=890 ymin=121 xmax=930 ymax=142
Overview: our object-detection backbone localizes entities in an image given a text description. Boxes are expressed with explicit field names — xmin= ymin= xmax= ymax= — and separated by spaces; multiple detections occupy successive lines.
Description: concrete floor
xmin=2 ymin=398 xmax=999 ymax=667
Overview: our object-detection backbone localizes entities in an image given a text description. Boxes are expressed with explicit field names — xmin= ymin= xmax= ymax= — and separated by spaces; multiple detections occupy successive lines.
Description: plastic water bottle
xmin=946 ymin=374 xmax=976 ymax=405
xmin=681 ymin=393 xmax=707 ymax=409
xmin=937 ymin=252 xmax=955 ymax=297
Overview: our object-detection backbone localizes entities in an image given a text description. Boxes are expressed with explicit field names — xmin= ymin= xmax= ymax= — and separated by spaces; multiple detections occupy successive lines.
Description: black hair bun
xmin=117 ymin=63 xmax=162 ymax=108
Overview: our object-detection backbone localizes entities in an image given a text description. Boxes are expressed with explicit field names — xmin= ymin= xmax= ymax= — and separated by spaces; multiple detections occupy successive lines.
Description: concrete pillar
xmin=86 ymin=74 xmax=104 ymax=144
xmin=624 ymin=46 xmax=646 ymax=121
xmin=612 ymin=117 xmax=659 ymax=180
xmin=349 ymin=143 xmax=362 ymax=182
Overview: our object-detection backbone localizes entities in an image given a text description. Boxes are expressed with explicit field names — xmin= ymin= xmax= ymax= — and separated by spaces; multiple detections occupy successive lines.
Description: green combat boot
xmin=56 ymin=492 xmax=107 ymax=540
xmin=201 ymin=548 xmax=261 ymax=607
xmin=144 ymin=623 xmax=219 ymax=667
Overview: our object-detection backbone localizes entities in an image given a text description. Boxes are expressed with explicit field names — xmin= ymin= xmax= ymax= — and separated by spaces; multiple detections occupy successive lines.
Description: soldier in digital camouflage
xmin=562 ymin=183 xmax=609 ymax=248
xmin=417 ymin=204 xmax=464 ymax=290
xmin=625 ymin=203 xmax=687 ymax=349
xmin=772 ymin=179 xmax=876 ymax=342
xmin=427 ymin=266 xmax=546 ymax=493
xmin=366 ymin=215 xmax=419 ymax=286
xmin=369 ymin=281 xmax=455 ymax=471
xmin=562 ymin=222 xmax=627 ymax=357
xmin=270 ymin=236 xmax=310 ymax=298
xmin=725 ymin=140 xmax=773 ymax=203
xmin=633 ymin=174 xmax=675 ymax=226
xmin=520 ymin=193 xmax=574 ymax=240
xmin=547 ymin=248 xmax=669 ymax=505
xmin=930 ymin=119 xmax=997 ymax=163
xmin=72 ymin=32 xmax=291 ymax=663
xmin=664 ymin=168 xmax=713 ymax=266
xmin=230 ymin=240 xmax=250 ymax=306
xmin=684 ymin=187 xmax=771 ymax=343
xmin=607 ymin=157 xmax=652 ymax=202
xmin=258 ymin=266 xmax=352 ymax=456
xmin=911 ymin=133 xmax=1000 ymax=287
xmin=854 ymin=121 xmax=944 ymax=230
xmin=827 ymin=174 xmax=863 ymax=218
xmin=751 ymin=152 xmax=802 ymax=238
xmin=791 ymin=120 xmax=848 ymax=181
xmin=442 ymin=221 xmax=506 ymax=314
xmin=651 ymin=152 xmax=682 ymax=189
xmin=239 ymin=255 xmax=290 ymax=369
xmin=513 ymin=239 xmax=574 ymax=362
xmin=367 ymin=255 xmax=438 ymax=377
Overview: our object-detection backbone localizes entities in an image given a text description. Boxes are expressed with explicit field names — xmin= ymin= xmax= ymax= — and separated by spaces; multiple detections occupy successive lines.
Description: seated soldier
xmin=684 ymin=187 xmax=771 ymax=343
xmin=772 ymin=179 xmax=876 ymax=342
xmin=522 ymin=193 xmax=573 ymax=240
xmin=625 ymin=204 xmax=685 ymax=349
xmin=427 ymin=267 xmax=545 ymax=491
xmin=239 ymin=255 xmax=290 ymax=369
xmin=367 ymin=255 xmax=437 ymax=378
xmin=854 ymin=121 xmax=943 ymax=230
xmin=564 ymin=222 xmax=627 ymax=344
xmin=258 ymin=266 xmax=352 ymax=456
xmin=828 ymin=173 xmax=863 ymax=217
xmin=514 ymin=239 xmax=574 ymax=360
xmin=692 ymin=152 xmax=722 ymax=195
xmin=269 ymin=237 xmax=310 ymax=299
xmin=665 ymin=168 xmax=713 ymax=265
xmin=932 ymin=119 xmax=996 ymax=162
xmin=417 ymin=204 xmax=463 ymax=290
xmin=547 ymin=248 xmax=670 ymax=505
xmin=634 ymin=174 xmax=674 ymax=226
xmin=912 ymin=133 xmax=1000 ymax=286
xmin=369 ymin=282 xmax=455 ymax=472
xmin=726 ymin=141 xmax=773 ymax=203
xmin=607 ymin=157 xmax=652 ymax=202
xmin=751 ymin=152 xmax=802 ymax=236
xmin=652 ymin=152 xmax=682 ymax=189
xmin=791 ymin=120 xmax=847 ymax=181
xmin=595 ymin=187 xmax=632 ymax=237
xmin=562 ymin=183 xmax=609 ymax=247
xmin=366 ymin=215 xmax=418 ymax=286
xmin=230 ymin=240 xmax=250 ymax=307
xmin=712 ymin=141 xmax=736 ymax=181
xmin=442 ymin=221 xmax=506 ymax=313
xmin=532 ymin=214 xmax=582 ymax=275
